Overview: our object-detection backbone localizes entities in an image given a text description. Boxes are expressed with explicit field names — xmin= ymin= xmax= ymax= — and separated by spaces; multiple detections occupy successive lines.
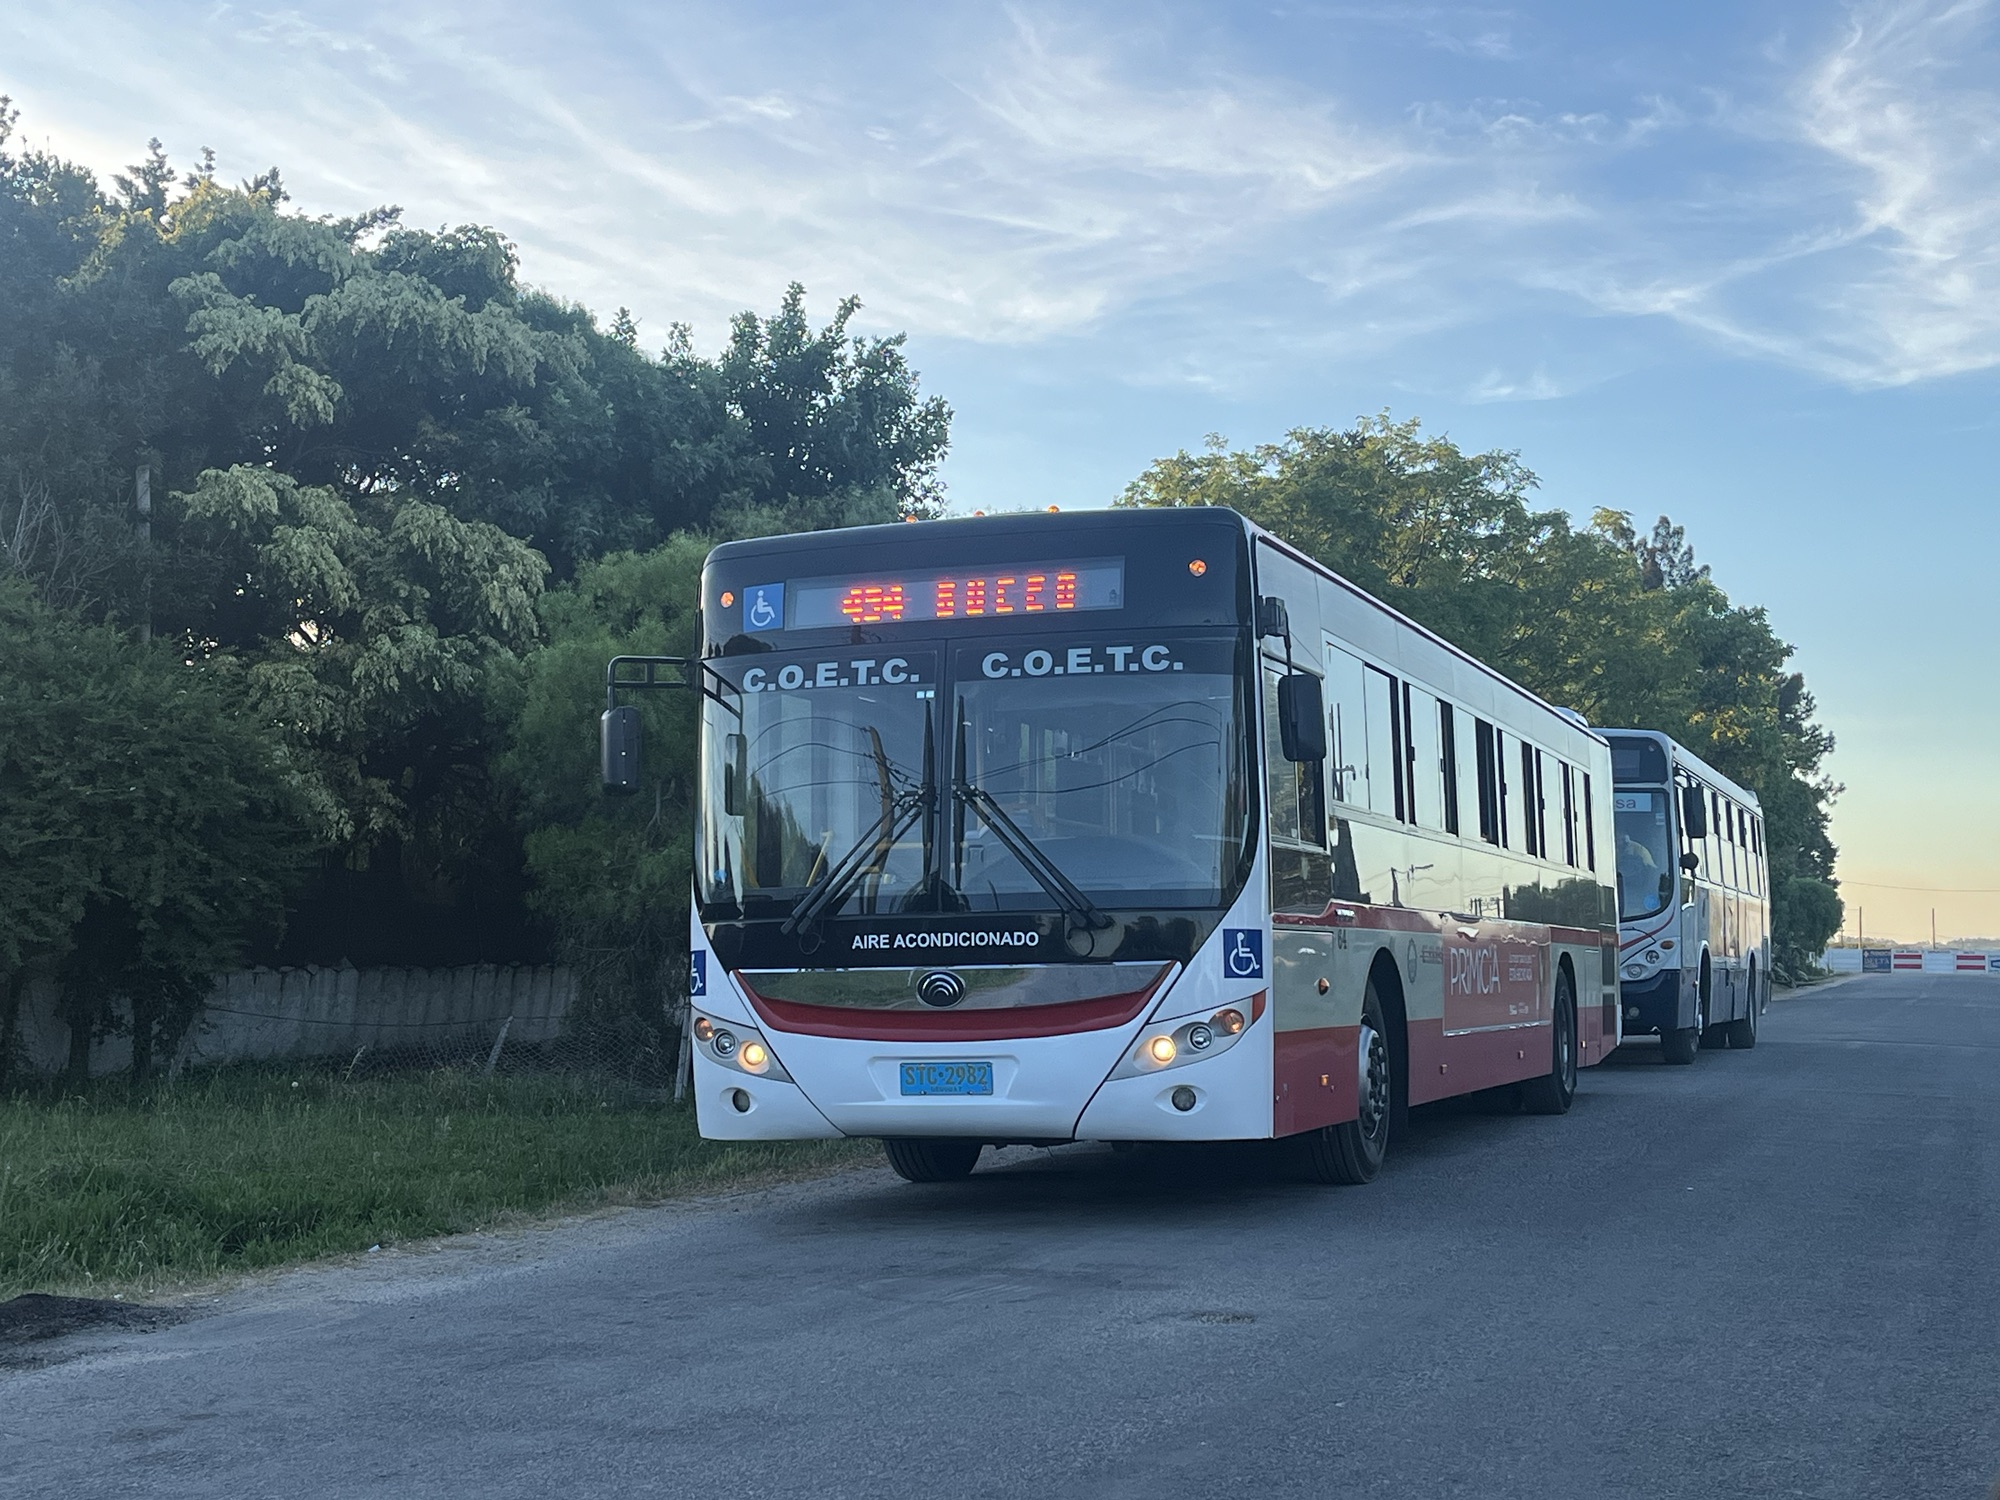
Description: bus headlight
xmin=693 ymin=1016 xmax=792 ymax=1082
xmin=1113 ymin=1008 xmax=1253 ymax=1079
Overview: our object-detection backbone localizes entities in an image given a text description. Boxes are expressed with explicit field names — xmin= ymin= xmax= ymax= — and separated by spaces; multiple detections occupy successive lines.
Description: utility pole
xmin=134 ymin=464 xmax=152 ymax=646
xmin=1932 ymin=908 xmax=1938 ymax=950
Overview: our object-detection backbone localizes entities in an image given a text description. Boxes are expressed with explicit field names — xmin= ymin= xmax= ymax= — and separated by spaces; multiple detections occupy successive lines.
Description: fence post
xmin=482 ymin=1015 xmax=514 ymax=1079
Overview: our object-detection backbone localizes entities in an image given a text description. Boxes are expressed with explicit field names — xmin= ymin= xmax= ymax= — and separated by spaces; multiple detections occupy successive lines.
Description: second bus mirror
xmin=1680 ymin=784 xmax=1708 ymax=840
xmin=601 ymin=706 xmax=642 ymax=794
xmin=1277 ymin=673 xmax=1327 ymax=762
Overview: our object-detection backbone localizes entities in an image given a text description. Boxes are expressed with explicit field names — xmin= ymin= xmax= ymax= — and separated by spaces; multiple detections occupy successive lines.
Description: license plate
xmin=899 ymin=1061 xmax=994 ymax=1096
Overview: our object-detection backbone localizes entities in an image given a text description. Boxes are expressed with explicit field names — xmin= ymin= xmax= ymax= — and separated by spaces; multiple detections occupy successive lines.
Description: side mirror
xmin=1680 ymin=785 xmax=1708 ymax=840
xmin=723 ymin=731 xmax=747 ymax=815
xmin=1277 ymin=673 xmax=1327 ymax=762
xmin=602 ymin=706 xmax=642 ymax=793
xmin=1680 ymin=851 xmax=1700 ymax=873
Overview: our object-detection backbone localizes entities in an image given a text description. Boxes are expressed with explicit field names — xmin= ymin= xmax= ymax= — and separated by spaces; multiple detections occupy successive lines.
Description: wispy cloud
xmin=3 ymin=0 xmax=1997 ymax=391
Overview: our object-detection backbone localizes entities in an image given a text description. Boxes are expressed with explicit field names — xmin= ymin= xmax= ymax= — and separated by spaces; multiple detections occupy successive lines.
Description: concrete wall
xmin=12 ymin=965 xmax=577 ymax=1078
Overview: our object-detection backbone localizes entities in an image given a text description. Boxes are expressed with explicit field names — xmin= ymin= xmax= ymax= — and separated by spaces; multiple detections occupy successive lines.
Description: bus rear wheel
xmin=1302 ymin=983 xmax=1393 ymax=1185
xmin=1521 ymin=970 xmax=1578 ymax=1115
xmin=1726 ymin=967 xmax=1759 ymax=1049
xmin=883 ymin=1139 xmax=982 ymax=1183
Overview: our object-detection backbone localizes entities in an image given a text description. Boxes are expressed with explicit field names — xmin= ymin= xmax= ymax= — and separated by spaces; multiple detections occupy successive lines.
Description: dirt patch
xmin=0 ymin=1293 xmax=187 ymax=1372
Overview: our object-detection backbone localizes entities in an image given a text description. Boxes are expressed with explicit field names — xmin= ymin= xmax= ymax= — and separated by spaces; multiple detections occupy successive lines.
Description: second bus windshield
xmin=1615 ymin=788 xmax=1675 ymax=920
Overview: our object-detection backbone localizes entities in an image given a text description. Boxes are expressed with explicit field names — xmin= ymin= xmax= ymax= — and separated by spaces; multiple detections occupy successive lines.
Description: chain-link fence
xmin=8 ymin=964 xmax=692 ymax=1094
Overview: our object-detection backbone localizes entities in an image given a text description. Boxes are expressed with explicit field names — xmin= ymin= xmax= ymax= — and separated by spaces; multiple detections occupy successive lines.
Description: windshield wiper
xmin=952 ymin=779 xmax=1113 ymax=930
xmin=780 ymin=789 xmax=929 ymax=935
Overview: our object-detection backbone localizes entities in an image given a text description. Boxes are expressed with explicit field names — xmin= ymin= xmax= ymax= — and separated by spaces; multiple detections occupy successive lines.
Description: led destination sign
xmin=740 ymin=558 xmax=1124 ymax=632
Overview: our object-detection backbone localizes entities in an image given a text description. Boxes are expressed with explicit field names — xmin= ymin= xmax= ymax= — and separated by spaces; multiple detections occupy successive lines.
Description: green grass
xmin=0 ymin=1068 xmax=871 ymax=1299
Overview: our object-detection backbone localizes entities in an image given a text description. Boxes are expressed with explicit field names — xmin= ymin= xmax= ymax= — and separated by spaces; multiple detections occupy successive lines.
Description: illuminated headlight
xmin=1114 ymin=1007 xmax=1252 ymax=1079
xmin=692 ymin=1015 xmax=792 ymax=1082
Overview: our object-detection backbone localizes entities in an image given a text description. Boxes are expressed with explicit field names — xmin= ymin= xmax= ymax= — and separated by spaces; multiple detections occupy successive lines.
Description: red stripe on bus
xmin=737 ymin=970 xmax=1170 ymax=1042
xmin=1273 ymin=1025 xmax=1358 ymax=1136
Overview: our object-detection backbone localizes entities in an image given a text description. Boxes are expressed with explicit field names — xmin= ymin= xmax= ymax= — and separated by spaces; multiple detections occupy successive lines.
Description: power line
xmin=1840 ymin=879 xmax=2000 ymax=894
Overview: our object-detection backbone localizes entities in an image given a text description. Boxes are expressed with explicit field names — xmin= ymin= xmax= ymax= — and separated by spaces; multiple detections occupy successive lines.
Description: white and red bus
xmin=1604 ymin=731 xmax=1770 ymax=1062
xmin=608 ymin=507 xmax=1618 ymax=1182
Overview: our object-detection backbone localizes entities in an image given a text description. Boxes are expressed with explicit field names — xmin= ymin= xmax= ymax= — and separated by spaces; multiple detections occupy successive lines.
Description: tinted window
xmin=1610 ymin=736 xmax=1669 ymax=784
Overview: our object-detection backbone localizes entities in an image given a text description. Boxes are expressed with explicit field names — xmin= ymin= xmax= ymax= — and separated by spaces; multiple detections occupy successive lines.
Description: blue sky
xmin=6 ymin=0 xmax=1999 ymax=938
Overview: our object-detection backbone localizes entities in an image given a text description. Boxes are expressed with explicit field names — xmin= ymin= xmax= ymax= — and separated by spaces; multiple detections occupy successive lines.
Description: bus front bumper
xmin=1619 ymin=969 xmax=1686 ymax=1035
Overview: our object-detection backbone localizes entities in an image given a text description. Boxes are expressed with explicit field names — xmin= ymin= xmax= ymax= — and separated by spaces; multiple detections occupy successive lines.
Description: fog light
xmin=729 ymin=1088 xmax=751 ymax=1113
xmin=712 ymin=1029 xmax=738 ymax=1057
xmin=1171 ymin=1086 xmax=1198 ymax=1112
xmin=739 ymin=1040 xmax=769 ymax=1073
xmin=1213 ymin=1008 xmax=1245 ymax=1036
xmin=1147 ymin=1035 xmax=1177 ymax=1065
xmin=1626 ymin=1005 xmax=1641 ymax=1020
xmin=693 ymin=1016 xmax=715 ymax=1042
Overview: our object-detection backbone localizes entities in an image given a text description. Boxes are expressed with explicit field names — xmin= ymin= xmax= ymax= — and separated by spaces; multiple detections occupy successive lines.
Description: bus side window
xmin=1406 ymin=684 xmax=1445 ymax=830
xmin=1581 ymin=769 xmax=1597 ymax=871
xmin=1363 ymin=666 xmax=1400 ymax=821
xmin=1325 ymin=643 xmax=1369 ymax=807
xmin=1520 ymin=742 xmax=1542 ymax=858
xmin=1474 ymin=718 xmax=1501 ymax=846
xmin=1439 ymin=701 xmax=1461 ymax=836
xmin=1559 ymin=762 xmax=1577 ymax=867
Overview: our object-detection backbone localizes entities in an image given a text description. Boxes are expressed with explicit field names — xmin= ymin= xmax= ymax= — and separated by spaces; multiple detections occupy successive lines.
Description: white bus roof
xmin=1601 ymin=728 xmax=1761 ymax=811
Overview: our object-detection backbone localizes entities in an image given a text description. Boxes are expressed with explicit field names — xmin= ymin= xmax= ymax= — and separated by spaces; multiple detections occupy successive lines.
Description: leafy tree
xmin=0 ymin=580 xmax=306 ymax=1083
xmin=0 ymin=111 xmax=952 ymax=967
xmin=501 ymin=539 xmax=708 ymax=1077
xmin=1121 ymin=415 xmax=1841 ymax=958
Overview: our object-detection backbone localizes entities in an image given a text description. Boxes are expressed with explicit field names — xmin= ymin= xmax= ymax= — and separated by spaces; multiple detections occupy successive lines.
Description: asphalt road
xmin=6 ymin=974 xmax=1998 ymax=1499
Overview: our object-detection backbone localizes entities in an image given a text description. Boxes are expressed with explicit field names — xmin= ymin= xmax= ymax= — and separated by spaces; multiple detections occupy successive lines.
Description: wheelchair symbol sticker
xmin=1223 ymin=928 xmax=1263 ymax=980
xmin=743 ymin=583 xmax=784 ymax=633
xmin=689 ymin=951 xmax=707 ymax=998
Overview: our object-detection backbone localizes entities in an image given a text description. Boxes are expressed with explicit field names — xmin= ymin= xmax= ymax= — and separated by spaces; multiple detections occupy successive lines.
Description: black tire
xmin=1521 ymin=969 xmax=1578 ymax=1115
xmin=1661 ymin=988 xmax=1704 ymax=1066
xmin=1726 ymin=966 xmax=1759 ymax=1049
xmin=1302 ymin=981 xmax=1393 ymax=1184
xmin=882 ymin=1139 xmax=982 ymax=1183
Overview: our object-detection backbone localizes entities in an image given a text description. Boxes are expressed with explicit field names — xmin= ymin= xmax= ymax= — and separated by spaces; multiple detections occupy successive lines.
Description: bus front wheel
xmin=883 ymin=1139 xmax=982 ymax=1183
xmin=1302 ymin=983 xmax=1393 ymax=1185
xmin=1661 ymin=992 xmax=1704 ymax=1066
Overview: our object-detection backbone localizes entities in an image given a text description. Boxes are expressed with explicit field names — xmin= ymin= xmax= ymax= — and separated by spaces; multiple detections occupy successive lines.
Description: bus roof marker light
xmin=1188 ymin=559 xmax=1207 ymax=577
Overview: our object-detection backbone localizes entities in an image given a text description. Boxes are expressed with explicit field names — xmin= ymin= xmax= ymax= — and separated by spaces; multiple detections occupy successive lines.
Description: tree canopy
xmin=0 ymin=104 xmax=951 ymax=1002
xmin=1120 ymin=416 xmax=1842 ymax=965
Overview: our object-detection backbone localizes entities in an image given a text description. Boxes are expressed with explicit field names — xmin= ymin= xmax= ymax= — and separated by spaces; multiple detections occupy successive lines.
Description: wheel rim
xmin=1357 ymin=1022 xmax=1390 ymax=1143
xmin=1559 ymin=999 xmax=1576 ymax=1091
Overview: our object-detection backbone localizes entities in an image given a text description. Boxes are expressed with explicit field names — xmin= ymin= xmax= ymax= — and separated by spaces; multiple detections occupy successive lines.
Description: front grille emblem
xmin=917 ymin=970 xmax=967 ymax=1008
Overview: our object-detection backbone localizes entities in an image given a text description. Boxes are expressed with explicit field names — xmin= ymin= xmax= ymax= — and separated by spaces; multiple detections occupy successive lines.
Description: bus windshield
xmin=949 ymin=637 xmax=1247 ymax=912
xmin=697 ymin=635 xmax=1249 ymax=918
xmin=1614 ymin=788 xmax=1675 ymax=921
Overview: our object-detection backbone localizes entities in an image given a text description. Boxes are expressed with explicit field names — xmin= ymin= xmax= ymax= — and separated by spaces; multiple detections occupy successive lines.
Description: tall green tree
xmin=1121 ymin=415 xmax=1842 ymax=965
xmin=0 ymin=109 xmax=951 ymax=968
xmin=0 ymin=580 xmax=307 ymax=1082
